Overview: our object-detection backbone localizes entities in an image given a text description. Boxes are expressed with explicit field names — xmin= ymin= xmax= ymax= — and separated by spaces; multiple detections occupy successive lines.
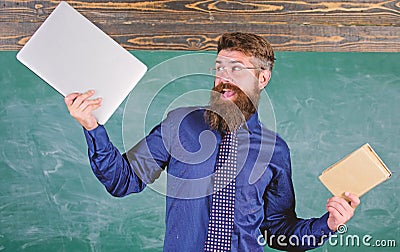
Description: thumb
xmin=345 ymin=192 xmax=361 ymax=209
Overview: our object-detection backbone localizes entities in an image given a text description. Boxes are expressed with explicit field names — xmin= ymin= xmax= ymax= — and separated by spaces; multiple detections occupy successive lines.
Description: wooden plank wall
xmin=1 ymin=0 xmax=399 ymax=52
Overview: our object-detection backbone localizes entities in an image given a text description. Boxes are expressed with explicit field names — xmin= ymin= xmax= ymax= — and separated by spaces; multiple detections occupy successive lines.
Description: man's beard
xmin=204 ymin=82 xmax=258 ymax=132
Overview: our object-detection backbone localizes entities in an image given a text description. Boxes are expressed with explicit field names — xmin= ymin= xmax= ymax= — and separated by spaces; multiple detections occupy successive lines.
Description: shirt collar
xmin=242 ymin=112 xmax=261 ymax=134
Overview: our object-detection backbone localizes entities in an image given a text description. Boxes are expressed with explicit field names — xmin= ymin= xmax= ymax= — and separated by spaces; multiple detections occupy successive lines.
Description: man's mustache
xmin=213 ymin=82 xmax=243 ymax=95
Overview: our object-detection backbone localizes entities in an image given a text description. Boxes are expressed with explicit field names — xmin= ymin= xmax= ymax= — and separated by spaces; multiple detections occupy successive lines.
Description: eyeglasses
xmin=210 ymin=66 xmax=265 ymax=77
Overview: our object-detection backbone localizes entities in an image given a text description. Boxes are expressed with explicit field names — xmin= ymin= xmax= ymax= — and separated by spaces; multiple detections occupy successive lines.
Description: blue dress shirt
xmin=83 ymin=107 xmax=332 ymax=251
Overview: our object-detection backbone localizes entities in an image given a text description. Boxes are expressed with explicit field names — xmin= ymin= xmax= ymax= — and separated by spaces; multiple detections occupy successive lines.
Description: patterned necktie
xmin=204 ymin=131 xmax=238 ymax=251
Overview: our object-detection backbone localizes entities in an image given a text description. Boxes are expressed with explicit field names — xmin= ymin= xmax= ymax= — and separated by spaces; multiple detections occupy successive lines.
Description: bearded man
xmin=65 ymin=32 xmax=360 ymax=252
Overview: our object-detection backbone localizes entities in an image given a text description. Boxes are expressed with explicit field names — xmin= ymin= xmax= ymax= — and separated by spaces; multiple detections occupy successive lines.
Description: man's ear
xmin=258 ymin=69 xmax=271 ymax=90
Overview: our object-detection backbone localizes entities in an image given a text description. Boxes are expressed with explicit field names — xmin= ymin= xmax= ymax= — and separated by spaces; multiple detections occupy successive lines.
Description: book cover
xmin=319 ymin=143 xmax=391 ymax=198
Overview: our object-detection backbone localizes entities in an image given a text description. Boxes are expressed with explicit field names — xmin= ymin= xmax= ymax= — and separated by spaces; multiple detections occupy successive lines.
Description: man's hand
xmin=64 ymin=90 xmax=102 ymax=131
xmin=326 ymin=192 xmax=360 ymax=231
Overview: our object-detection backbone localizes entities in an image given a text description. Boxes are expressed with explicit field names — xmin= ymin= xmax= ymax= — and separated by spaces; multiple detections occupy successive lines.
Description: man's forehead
xmin=215 ymin=50 xmax=252 ymax=65
xmin=215 ymin=58 xmax=245 ymax=65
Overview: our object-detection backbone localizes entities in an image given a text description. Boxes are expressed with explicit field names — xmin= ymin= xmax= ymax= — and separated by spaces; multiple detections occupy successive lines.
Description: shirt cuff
xmin=313 ymin=212 xmax=336 ymax=239
xmin=83 ymin=124 xmax=110 ymax=152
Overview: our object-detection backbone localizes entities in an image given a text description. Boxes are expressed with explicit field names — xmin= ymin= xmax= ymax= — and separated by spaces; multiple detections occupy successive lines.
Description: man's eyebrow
xmin=229 ymin=60 xmax=245 ymax=65
xmin=215 ymin=59 xmax=245 ymax=65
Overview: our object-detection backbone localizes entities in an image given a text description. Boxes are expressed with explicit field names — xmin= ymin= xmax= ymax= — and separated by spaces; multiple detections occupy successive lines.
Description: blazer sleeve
xmin=83 ymin=115 xmax=171 ymax=197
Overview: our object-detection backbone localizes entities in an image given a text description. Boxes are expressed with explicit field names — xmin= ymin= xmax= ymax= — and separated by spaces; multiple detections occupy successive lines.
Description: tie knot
xmin=224 ymin=124 xmax=242 ymax=136
xmin=222 ymin=131 xmax=235 ymax=144
xmin=224 ymin=130 xmax=237 ymax=137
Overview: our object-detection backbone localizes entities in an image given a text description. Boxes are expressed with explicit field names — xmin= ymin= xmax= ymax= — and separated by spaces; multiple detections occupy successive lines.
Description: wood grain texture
xmin=1 ymin=0 xmax=399 ymax=51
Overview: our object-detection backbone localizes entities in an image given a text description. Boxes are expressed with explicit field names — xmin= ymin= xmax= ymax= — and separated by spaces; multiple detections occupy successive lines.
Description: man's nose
xmin=216 ymin=75 xmax=230 ymax=83
xmin=216 ymin=70 xmax=233 ymax=83
xmin=219 ymin=68 xmax=231 ymax=78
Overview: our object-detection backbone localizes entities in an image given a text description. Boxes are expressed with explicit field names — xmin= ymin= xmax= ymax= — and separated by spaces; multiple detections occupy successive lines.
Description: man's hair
xmin=217 ymin=32 xmax=275 ymax=71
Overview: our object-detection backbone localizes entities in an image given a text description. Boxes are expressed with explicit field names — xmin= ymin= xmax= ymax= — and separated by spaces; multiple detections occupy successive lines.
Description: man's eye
xmin=216 ymin=67 xmax=224 ymax=72
xmin=231 ymin=66 xmax=243 ymax=72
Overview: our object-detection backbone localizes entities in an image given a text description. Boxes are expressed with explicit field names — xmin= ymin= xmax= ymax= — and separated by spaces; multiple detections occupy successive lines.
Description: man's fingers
xmin=327 ymin=198 xmax=348 ymax=217
xmin=70 ymin=90 xmax=96 ymax=109
xmin=327 ymin=205 xmax=343 ymax=222
xmin=64 ymin=93 xmax=80 ymax=106
xmin=83 ymin=102 xmax=102 ymax=114
xmin=81 ymin=98 xmax=102 ymax=112
xmin=63 ymin=90 xmax=100 ymax=130
xmin=78 ymin=97 xmax=102 ymax=110
xmin=326 ymin=193 xmax=360 ymax=231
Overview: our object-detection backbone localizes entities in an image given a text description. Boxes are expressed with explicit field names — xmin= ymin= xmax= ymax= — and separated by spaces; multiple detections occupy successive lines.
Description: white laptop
xmin=16 ymin=1 xmax=147 ymax=125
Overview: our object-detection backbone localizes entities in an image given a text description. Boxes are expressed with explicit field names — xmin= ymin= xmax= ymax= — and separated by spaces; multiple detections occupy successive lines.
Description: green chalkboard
xmin=0 ymin=50 xmax=398 ymax=251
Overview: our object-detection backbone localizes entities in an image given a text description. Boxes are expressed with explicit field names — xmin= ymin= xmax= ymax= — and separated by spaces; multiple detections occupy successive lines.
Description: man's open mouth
xmin=221 ymin=89 xmax=236 ymax=99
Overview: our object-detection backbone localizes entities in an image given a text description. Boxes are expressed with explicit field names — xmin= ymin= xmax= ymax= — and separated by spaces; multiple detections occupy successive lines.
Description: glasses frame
xmin=210 ymin=66 xmax=266 ymax=76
